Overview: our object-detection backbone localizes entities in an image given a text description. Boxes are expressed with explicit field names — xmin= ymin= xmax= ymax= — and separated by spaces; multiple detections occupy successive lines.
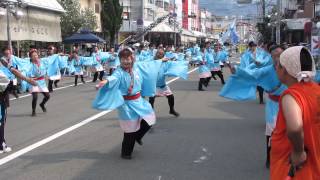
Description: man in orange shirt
xmin=271 ymin=46 xmax=320 ymax=179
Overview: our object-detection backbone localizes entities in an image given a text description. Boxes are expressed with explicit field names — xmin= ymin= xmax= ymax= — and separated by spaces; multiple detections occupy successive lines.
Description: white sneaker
xmin=2 ymin=143 xmax=12 ymax=153
xmin=0 ymin=150 xmax=3 ymax=154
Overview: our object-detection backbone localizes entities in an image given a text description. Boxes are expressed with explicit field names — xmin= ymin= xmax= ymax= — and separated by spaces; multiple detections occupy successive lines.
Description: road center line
xmin=0 ymin=68 xmax=198 ymax=166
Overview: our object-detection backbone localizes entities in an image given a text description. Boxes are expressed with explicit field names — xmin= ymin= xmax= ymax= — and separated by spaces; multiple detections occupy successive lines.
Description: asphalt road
xmin=0 ymin=56 xmax=269 ymax=180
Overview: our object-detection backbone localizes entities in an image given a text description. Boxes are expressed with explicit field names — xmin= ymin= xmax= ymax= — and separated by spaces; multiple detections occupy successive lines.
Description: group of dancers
xmin=220 ymin=41 xmax=320 ymax=179
xmin=2 ymin=40 xmax=319 ymax=175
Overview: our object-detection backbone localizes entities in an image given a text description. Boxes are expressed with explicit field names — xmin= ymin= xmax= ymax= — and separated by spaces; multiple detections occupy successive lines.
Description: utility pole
xmin=276 ymin=0 xmax=281 ymax=44
xmin=173 ymin=0 xmax=176 ymax=47
xmin=141 ymin=0 xmax=145 ymax=42
xmin=262 ymin=0 xmax=265 ymax=18
xmin=6 ymin=5 xmax=12 ymax=51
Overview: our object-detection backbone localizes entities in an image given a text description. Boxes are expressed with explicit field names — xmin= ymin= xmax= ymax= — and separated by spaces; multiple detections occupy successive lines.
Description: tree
xmin=81 ymin=8 xmax=98 ymax=32
xmin=58 ymin=0 xmax=83 ymax=38
xmin=58 ymin=0 xmax=97 ymax=37
xmin=101 ymin=0 xmax=123 ymax=46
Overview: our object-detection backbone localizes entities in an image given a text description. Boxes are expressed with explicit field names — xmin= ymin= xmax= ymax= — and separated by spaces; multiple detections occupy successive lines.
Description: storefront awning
xmin=193 ymin=31 xmax=207 ymax=37
xmin=181 ymin=29 xmax=195 ymax=37
xmin=24 ymin=0 xmax=65 ymax=13
xmin=0 ymin=8 xmax=63 ymax=42
xmin=283 ymin=18 xmax=311 ymax=30
xmin=144 ymin=21 xmax=178 ymax=33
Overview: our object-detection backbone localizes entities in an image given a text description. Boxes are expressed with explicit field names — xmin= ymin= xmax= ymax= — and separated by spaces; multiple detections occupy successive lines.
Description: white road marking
xmin=193 ymin=146 xmax=211 ymax=164
xmin=0 ymin=68 xmax=198 ymax=166
xmin=9 ymin=80 xmax=92 ymax=101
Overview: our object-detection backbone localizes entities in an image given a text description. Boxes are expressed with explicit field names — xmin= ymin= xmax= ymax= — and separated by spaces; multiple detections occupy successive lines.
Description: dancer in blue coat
xmin=92 ymin=46 xmax=105 ymax=82
xmin=27 ymin=49 xmax=51 ymax=117
xmin=93 ymin=48 xmax=162 ymax=159
xmin=0 ymin=49 xmax=36 ymax=153
xmin=46 ymin=46 xmax=62 ymax=92
xmin=148 ymin=48 xmax=188 ymax=117
xmin=1 ymin=47 xmax=21 ymax=98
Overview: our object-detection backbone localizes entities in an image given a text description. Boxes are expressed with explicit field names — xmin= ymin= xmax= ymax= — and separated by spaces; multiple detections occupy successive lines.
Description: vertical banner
xmin=311 ymin=36 xmax=320 ymax=56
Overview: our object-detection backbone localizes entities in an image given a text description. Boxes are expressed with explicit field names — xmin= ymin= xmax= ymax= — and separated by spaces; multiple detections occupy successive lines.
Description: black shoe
xmin=13 ymin=92 xmax=19 ymax=99
xmin=32 ymin=111 xmax=36 ymax=117
xmin=169 ymin=110 xmax=180 ymax=117
xmin=265 ymin=160 xmax=270 ymax=169
xmin=82 ymin=81 xmax=86 ymax=84
xmin=121 ymin=155 xmax=132 ymax=160
xmin=40 ymin=103 xmax=47 ymax=113
xmin=136 ymin=139 xmax=143 ymax=146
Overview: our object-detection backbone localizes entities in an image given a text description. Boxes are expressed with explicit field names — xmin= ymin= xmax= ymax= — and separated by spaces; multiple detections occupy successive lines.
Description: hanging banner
xmin=311 ymin=36 xmax=320 ymax=56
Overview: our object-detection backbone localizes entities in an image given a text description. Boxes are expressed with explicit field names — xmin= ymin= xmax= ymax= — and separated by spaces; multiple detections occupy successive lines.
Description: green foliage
xmin=101 ymin=0 xmax=123 ymax=45
xmin=58 ymin=0 xmax=97 ymax=37
xmin=81 ymin=8 xmax=98 ymax=31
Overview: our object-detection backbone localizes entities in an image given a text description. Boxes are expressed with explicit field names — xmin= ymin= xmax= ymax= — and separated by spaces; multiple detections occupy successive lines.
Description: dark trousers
xmin=257 ymin=86 xmax=264 ymax=104
xmin=109 ymin=68 xmax=115 ymax=75
xmin=198 ymin=78 xmax=208 ymax=90
xmin=75 ymin=75 xmax=85 ymax=86
xmin=149 ymin=94 xmax=175 ymax=112
xmin=48 ymin=80 xmax=60 ymax=92
xmin=93 ymin=71 xmax=105 ymax=82
xmin=32 ymin=92 xmax=50 ymax=112
xmin=0 ymin=105 xmax=7 ymax=145
xmin=266 ymin=135 xmax=271 ymax=168
xmin=121 ymin=120 xmax=151 ymax=156
xmin=211 ymin=71 xmax=225 ymax=85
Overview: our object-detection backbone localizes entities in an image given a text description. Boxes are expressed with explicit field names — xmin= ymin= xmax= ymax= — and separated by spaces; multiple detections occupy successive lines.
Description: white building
xmin=79 ymin=0 xmax=102 ymax=32
xmin=0 ymin=0 xmax=64 ymax=42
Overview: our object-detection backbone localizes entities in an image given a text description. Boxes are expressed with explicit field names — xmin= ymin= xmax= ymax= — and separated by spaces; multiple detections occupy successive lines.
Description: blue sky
xmin=199 ymin=0 xmax=262 ymax=17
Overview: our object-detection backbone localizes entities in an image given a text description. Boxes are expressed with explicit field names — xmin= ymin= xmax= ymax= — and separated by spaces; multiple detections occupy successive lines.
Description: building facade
xmin=79 ymin=0 xmax=102 ymax=32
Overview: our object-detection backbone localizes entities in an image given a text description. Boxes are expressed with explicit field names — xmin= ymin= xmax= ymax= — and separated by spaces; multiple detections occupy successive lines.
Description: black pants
xmin=149 ymin=94 xmax=175 ymax=112
xmin=266 ymin=135 xmax=271 ymax=168
xmin=75 ymin=75 xmax=85 ymax=86
xmin=198 ymin=78 xmax=209 ymax=90
xmin=109 ymin=68 xmax=115 ymax=75
xmin=0 ymin=105 xmax=7 ymax=146
xmin=32 ymin=92 xmax=50 ymax=112
xmin=211 ymin=71 xmax=225 ymax=85
xmin=93 ymin=71 xmax=104 ymax=82
xmin=121 ymin=120 xmax=151 ymax=156
xmin=48 ymin=80 xmax=60 ymax=92
xmin=257 ymin=86 xmax=264 ymax=104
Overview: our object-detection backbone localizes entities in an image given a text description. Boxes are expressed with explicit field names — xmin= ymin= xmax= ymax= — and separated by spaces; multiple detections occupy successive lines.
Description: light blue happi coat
xmin=92 ymin=52 xmax=103 ymax=71
xmin=0 ymin=66 xmax=13 ymax=120
xmin=92 ymin=63 xmax=162 ymax=131
xmin=137 ymin=50 xmax=152 ymax=62
xmin=193 ymin=50 xmax=210 ymax=75
xmin=59 ymin=56 xmax=69 ymax=69
xmin=164 ymin=51 xmax=176 ymax=60
xmin=135 ymin=60 xmax=162 ymax=97
xmin=45 ymin=54 xmax=61 ymax=77
xmin=27 ymin=61 xmax=48 ymax=89
xmin=315 ymin=70 xmax=320 ymax=83
xmin=176 ymin=53 xmax=185 ymax=61
xmin=107 ymin=53 xmax=120 ymax=68
xmin=156 ymin=60 xmax=189 ymax=88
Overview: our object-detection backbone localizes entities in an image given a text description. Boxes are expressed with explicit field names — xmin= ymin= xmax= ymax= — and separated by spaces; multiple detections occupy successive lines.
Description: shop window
xmin=164 ymin=2 xmax=169 ymax=11
xmin=95 ymin=3 xmax=100 ymax=14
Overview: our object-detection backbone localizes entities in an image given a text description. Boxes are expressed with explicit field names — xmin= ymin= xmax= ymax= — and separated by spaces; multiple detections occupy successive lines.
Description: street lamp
xmin=0 ymin=0 xmax=26 ymax=51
